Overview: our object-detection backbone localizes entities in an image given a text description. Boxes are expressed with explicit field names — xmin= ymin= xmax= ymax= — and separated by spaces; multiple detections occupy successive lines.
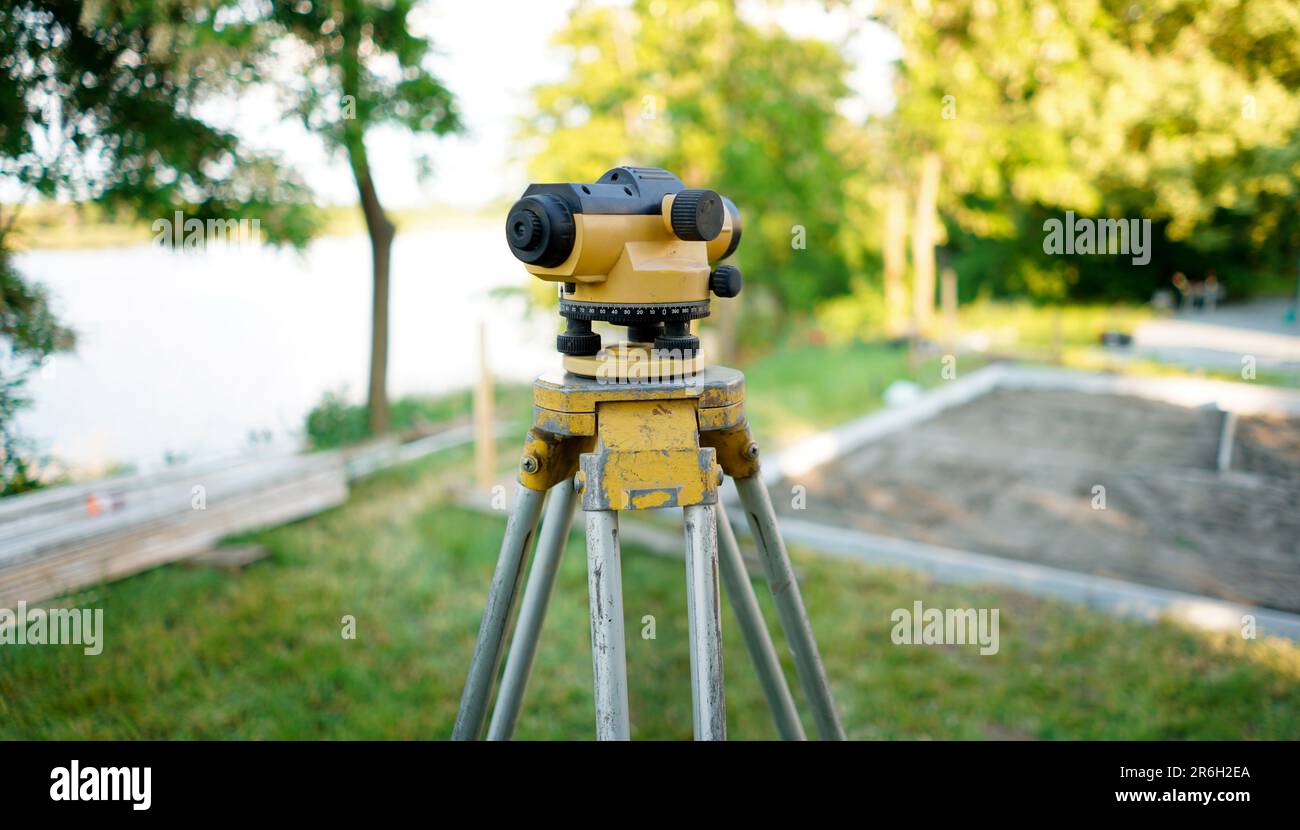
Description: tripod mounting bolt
xmin=521 ymin=455 xmax=540 ymax=474
xmin=744 ymin=442 xmax=760 ymax=460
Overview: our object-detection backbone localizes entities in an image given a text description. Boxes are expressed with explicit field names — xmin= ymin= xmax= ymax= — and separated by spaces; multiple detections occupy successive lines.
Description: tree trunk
xmin=911 ymin=152 xmax=942 ymax=336
xmin=883 ymin=186 xmax=908 ymax=338
xmin=341 ymin=27 xmax=396 ymax=436
xmin=356 ymin=166 xmax=395 ymax=436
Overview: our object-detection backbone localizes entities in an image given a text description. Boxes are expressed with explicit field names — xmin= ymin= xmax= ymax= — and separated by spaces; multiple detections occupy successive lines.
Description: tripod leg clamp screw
xmin=521 ymin=456 xmax=540 ymax=474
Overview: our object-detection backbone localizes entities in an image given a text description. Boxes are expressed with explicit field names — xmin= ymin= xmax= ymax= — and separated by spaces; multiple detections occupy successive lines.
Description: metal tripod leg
xmin=683 ymin=503 xmax=726 ymax=740
xmin=716 ymin=500 xmax=806 ymax=740
xmin=452 ymin=483 xmax=546 ymax=741
xmin=486 ymin=479 xmax=580 ymax=740
xmin=734 ymin=475 xmax=846 ymax=740
xmin=585 ymin=509 xmax=630 ymax=740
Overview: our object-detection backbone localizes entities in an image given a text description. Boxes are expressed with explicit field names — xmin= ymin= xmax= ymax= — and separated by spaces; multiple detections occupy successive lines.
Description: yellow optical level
xmin=505 ymin=166 xmax=743 ymax=374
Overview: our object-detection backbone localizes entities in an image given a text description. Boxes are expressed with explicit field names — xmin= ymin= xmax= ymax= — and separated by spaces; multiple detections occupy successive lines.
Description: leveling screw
xmin=521 ymin=455 xmax=540 ymax=474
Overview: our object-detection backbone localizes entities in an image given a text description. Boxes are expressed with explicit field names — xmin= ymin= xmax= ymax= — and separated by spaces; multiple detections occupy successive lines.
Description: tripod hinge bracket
xmin=701 ymin=422 xmax=762 ymax=481
xmin=518 ymin=428 xmax=592 ymax=491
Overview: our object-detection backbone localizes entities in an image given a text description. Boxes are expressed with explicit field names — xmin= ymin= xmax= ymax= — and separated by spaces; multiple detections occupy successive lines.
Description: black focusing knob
xmin=654 ymin=320 xmax=699 ymax=357
xmin=557 ymin=330 xmax=602 ymax=355
xmin=557 ymin=318 xmax=601 ymax=356
xmin=669 ymin=189 xmax=724 ymax=242
xmin=710 ymin=264 xmax=743 ymax=298
xmin=506 ymin=194 xmax=576 ymax=267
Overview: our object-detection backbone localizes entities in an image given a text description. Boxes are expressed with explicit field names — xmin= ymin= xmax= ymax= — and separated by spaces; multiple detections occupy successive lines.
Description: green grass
xmin=1 ymin=445 xmax=1296 ymax=740
xmin=955 ymin=299 xmax=1154 ymax=348
xmin=740 ymin=337 xmax=975 ymax=446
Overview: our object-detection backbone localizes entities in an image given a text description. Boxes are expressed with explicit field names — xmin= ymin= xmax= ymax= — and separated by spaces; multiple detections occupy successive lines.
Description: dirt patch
xmin=777 ymin=389 xmax=1300 ymax=613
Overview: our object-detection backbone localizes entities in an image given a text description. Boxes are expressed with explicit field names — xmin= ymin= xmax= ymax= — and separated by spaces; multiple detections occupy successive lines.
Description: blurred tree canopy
xmin=522 ymin=0 xmax=859 ymax=313
xmin=876 ymin=0 xmax=1300 ymax=300
xmin=529 ymin=0 xmax=1300 ymax=315
xmin=0 ymin=0 xmax=318 ymax=241
xmin=1 ymin=0 xmax=461 ymax=479
xmin=0 ymin=0 xmax=318 ymax=491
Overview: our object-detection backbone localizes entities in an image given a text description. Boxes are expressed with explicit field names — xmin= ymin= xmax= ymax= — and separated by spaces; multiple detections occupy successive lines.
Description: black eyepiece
xmin=506 ymin=194 xmax=576 ymax=267
xmin=670 ymin=189 xmax=724 ymax=242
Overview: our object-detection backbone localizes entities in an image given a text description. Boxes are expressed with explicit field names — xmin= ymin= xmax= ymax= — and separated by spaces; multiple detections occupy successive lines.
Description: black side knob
xmin=557 ymin=330 xmax=601 ymax=355
xmin=710 ymin=264 xmax=743 ymax=298
xmin=557 ymin=318 xmax=601 ymax=356
xmin=654 ymin=320 xmax=700 ymax=358
xmin=670 ymin=189 xmax=724 ymax=242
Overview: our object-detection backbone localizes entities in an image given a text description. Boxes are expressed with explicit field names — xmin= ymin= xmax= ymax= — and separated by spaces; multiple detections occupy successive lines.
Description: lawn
xmin=1 ymin=440 xmax=1296 ymax=740
xmin=4 ymin=317 xmax=1298 ymax=739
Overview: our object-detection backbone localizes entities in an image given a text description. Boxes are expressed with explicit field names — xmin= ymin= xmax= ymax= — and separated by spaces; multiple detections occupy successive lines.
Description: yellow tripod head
xmin=505 ymin=166 xmax=743 ymax=377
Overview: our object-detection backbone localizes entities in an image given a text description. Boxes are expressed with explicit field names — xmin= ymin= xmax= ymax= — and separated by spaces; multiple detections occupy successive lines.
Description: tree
xmin=0 ymin=249 xmax=74 ymax=493
xmin=522 ymin=0 xmax=857 ymax=327
xmin=873 ymin=0 xmax=1300 ymax=301
xmin=0 ymin=0 xmax=317 ymax=492
xmin=260 ymin=0 xmax=462 ymax=434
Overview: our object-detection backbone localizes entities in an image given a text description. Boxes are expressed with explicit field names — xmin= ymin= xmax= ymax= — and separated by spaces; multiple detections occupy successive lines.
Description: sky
xmin=195 ymin=0 xmax=899 ymax=209
xmin=2 ymin=0 xmax=899 ymax=209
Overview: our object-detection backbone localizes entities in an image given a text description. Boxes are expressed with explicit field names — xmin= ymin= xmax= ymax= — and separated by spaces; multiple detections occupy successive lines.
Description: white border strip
xmin=776 ymin=515 xmax=1300 ymax=641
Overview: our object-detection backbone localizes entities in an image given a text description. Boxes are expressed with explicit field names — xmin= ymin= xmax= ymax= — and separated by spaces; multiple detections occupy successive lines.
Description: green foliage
xmin=876 ymin=0 xmax=1300 ymax=299
xmin=523 ymin=0 xmax=858 ymax=311
xmin=0 ymin=0 xmax=319 ymax=245
xmin=304 ymin=385 xmax=533 ymax=450
xmin=815 ymin=280 xmax=892 ymax=345
xmin=304 ymin=389 xmax=371 ymax=450
xmin=0 ymin=247 xmax=75 ymax=494
xmin=258 ymin=0 xmax=462 ymax=170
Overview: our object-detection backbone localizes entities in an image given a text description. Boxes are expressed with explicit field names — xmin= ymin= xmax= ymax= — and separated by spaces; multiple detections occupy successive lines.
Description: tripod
xmin=452 ymin=363 xmax=844 ymax=740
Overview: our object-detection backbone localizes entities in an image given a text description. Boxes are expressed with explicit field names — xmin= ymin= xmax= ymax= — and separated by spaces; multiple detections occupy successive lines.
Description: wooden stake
xmin=473 ymin=321 xmax=496 ymax=490
xmin=1051 ymin=308 xmax=1064 ymax=365
xmin=941 ymin=267 xmax=957 ymax=354
xmin=911 ymin=152 xmax=942 ymax=337
xmin=883 ymin=187 xmax=908 ymax=339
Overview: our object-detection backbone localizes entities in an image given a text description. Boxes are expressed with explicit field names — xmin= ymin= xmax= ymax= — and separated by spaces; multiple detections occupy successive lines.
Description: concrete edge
xmin=771 ymin=514 xmax=1300 ymax=642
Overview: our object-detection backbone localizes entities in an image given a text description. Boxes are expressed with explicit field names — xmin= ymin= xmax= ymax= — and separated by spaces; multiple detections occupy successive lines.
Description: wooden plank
xmin=0 ymin=462 xmax=346 ymax=606
xmin=0 ymin=418 xmax=503 ymax=606
xmin=188 ymin=544 xmax=271 ymax=570
xmin=0 ymin=449 xmax=294 ymax=522
xmin=0 ymin=453 xmax=339 ymax=567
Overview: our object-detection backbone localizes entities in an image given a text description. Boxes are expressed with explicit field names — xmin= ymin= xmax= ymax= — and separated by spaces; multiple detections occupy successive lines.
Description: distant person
xmin=1171 ymin=272 xmax=1203 ymax=311
xmin=1203 ymin=270 xmax=1221 ymax=312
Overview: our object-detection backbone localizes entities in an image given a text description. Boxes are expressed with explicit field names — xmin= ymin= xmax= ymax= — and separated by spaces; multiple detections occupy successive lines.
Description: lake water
xmin=14 ymin=219 xmax=556 ymax=473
